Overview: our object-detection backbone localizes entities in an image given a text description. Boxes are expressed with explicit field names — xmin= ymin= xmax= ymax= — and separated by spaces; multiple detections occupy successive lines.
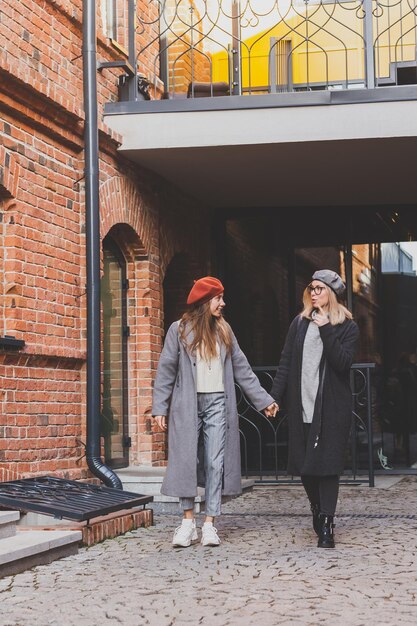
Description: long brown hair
xmin=300 ymin=284 xmax=353 ymax=325
xmin=180 ymin=301 xmax=233 ymax=359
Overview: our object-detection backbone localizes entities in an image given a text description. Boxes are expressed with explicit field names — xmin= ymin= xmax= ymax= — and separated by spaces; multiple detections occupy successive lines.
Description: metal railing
xmin=128 ymin=0 xmax=417 ymax=100
xmin=238 ymin=363 xmax=375 ymax=486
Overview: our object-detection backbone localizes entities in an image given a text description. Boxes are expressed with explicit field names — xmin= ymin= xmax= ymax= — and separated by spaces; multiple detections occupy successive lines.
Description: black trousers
xmin=301 ymin=474 xmax=340 ymax=516
xmin=301 ymin=423 xmax=340 ymax=516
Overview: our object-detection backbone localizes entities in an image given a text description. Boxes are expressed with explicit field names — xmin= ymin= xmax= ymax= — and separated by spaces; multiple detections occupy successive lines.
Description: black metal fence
xmin=130 ymin=0 xmax=417 ymax=100
xmin=239 ymin=363 xmax=375 ymax=486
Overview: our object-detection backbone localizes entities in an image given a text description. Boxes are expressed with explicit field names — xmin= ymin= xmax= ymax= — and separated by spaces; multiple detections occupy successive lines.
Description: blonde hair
xmin=300 ymin=284 xmax=353 ymax=325
xmin=180 ymin=301 xmax=233 ymax=359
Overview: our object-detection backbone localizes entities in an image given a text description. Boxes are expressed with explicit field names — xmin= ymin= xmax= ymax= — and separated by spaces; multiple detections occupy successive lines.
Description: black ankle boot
xmin=310 ymin=504 xmax=320 ymax=536
xmin=317 ymin=514 xmax=335 ymax=548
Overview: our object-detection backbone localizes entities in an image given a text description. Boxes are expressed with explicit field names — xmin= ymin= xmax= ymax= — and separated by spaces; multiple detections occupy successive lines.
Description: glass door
xmin=352 ymin=241 xmax=417 ymax=472
xmin=101 ymin=236 xmax=129 ymax=468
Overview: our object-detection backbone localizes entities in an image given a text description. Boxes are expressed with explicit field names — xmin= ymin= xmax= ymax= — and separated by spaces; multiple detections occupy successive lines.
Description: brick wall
xmin=0 ymin=0 xmax=212 ymax=478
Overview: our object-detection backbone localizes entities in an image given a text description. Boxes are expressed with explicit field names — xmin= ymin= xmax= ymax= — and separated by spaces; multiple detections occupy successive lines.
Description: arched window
xmin=101 ymin=235 xmax=129 ymax=468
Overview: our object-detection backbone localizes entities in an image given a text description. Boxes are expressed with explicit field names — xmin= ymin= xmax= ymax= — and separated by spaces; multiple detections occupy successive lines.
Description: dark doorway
xmin=163 ymin=252 xmax=195 ymax=333
xmin=223 ymin=206 xmax=417 ymax=474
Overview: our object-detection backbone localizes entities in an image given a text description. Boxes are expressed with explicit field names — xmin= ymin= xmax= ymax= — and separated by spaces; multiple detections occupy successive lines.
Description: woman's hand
xmin=264 ymin=402 xmax=279 ymax=417
xmin=154 ymin=415 xmax=167 ymax=431
xmin=312 ymin=305 xmax=330 ymax=327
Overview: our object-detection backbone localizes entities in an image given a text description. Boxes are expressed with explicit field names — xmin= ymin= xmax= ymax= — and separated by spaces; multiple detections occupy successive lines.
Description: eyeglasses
xmin=307 ymin=284 xmax=326 ymax=296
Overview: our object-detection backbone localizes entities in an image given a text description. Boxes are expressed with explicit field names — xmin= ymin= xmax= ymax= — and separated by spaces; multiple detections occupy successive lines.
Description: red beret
xmin=187 ymin=276 xmax=224 ymax=306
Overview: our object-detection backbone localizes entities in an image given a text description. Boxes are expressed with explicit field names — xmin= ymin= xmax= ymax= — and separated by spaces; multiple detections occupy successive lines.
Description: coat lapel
xmin=296 ymin=316 xmax=309 ymax=356
xmin=181 ymin=322 xmax=197 ymax=385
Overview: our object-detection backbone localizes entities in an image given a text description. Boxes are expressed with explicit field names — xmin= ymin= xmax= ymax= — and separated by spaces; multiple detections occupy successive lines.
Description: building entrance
xmin=223 ymin=206 xmax=417 ymax=475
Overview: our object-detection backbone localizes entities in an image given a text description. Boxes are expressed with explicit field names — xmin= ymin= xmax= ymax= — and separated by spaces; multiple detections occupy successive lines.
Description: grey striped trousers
xmin=180 ymin=392 xmax=226 ymax=517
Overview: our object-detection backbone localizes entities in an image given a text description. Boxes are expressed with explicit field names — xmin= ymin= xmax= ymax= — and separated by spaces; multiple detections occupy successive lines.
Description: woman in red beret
xmin=153 ymin=276 xmax=278 ymax=548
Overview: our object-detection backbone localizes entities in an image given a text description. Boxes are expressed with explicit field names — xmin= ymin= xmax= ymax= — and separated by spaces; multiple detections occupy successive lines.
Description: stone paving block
xmin=0 ymin=478 xmax=417 ymax=625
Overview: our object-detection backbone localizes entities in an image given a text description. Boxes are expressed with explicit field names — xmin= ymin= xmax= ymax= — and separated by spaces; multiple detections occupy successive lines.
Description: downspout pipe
xmin=82 ymin=0 xmax=123 ymax=489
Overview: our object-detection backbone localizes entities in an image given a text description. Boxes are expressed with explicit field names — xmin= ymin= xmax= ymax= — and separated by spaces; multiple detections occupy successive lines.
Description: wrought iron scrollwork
xmin=133 ymin=0 xmax=417 ymax=99
xmin=237 ymin=363 xmax=375 ymax=485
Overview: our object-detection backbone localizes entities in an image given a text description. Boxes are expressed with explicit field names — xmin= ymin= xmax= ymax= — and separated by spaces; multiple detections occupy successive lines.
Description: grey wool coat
xmin=270 ymin=315 xmax=359 ymax=477
xmin=152 ymin=320 xmax=275 ymax=497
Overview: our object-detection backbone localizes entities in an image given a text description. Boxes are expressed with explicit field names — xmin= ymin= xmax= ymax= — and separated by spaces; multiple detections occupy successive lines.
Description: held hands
xmin=312 ymin=305 xmax=330 ymax=327
xmin=154 ymin=415 xmax=167 ymax=431
xmin=155 ymin=403 xmax=279 ymax=428
xmin=264 ymin=402 xmax=279 ymax=418
xmin=156 ymin=406 xmax=279 ymax=426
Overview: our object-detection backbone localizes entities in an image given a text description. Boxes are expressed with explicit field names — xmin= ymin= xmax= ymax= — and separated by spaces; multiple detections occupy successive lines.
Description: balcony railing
xmin=122 ymin=0 xmax=417 ymax=102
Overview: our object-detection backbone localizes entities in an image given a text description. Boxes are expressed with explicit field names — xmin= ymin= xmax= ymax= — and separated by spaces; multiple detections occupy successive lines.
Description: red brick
xmin=0 ymin=0 xmax=211 ymax=480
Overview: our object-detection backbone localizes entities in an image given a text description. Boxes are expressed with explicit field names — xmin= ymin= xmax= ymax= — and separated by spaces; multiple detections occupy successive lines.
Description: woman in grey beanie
xmin=271 ymin=270 xmax=359 ymax=548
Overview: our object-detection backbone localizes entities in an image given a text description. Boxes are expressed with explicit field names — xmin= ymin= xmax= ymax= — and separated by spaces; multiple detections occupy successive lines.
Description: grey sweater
xmin=301 ymin=321 xmax=323 ymax=423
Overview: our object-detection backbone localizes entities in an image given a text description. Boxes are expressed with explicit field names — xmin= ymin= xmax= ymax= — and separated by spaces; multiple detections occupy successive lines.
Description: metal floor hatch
xmin=0 ymin=476 xmax=153 ymax=522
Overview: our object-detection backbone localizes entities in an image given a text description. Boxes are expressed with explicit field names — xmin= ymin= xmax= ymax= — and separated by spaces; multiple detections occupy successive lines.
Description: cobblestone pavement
xmin=1 ymin=476 xmax=417 ymax=626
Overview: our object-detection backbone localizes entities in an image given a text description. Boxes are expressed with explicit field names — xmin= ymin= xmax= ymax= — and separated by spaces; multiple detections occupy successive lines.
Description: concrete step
xmin=117 ymin=466 xmax=254 ymax=514
xmin=0 ymin=510 xmax=20 ymax=539
xmin=0 ymin=529 xmax=82 ymax=578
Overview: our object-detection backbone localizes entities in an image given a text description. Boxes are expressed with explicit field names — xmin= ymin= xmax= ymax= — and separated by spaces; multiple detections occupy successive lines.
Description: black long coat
xmin=271 ymin=316 xmax=359 ymax=476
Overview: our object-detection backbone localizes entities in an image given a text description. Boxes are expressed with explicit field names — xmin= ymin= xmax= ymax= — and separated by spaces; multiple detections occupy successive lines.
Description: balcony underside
xmin=104 ymin=88 xmax=417 ymax=209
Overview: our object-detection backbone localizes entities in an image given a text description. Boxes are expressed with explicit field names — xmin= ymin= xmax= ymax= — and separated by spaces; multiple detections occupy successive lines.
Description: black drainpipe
xmin=82 ymin=0 xmax=122 ymax=489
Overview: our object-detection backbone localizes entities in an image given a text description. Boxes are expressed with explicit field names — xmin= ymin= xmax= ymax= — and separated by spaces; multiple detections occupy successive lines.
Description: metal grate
xmin=0 ymin=477 xmax=153 ymax=522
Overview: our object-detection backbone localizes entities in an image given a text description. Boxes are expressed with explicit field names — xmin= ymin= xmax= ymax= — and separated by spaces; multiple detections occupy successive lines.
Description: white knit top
xmin=196 ymin=343 xmax=224 ymax=393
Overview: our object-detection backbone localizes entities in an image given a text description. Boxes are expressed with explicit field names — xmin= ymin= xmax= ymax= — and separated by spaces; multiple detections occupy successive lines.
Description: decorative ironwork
xmin=133 ymin=0 xmax=417 ymax=99
xmin=237 ymin=366 xmax=288 ymax=481
xmin=0 ymin=477 xmax=153 ymax=522
xmin=350 ymin=362 xmax=376 ymax=485
xmin=237 ymin=362 xmax=375 ymax=486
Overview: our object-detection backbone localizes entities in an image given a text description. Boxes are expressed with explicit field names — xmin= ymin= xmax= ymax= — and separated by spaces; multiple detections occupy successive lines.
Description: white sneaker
xmin=172 ymin=519 xmax=198 ymax=547
xmin=201 ymin=522 xmax=220 ymax=546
